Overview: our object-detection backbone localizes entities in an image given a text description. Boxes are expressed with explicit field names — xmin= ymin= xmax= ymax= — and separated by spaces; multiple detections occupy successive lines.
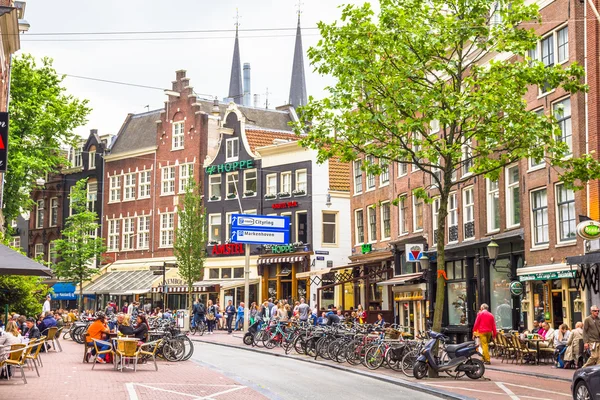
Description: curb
xmin=485 ymin=366 xmax=572 ymax=382
xmin=191 ymin=337 xmax=475 ymax=400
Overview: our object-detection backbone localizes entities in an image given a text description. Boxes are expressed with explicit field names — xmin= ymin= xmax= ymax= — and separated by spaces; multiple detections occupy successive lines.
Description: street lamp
xmin=487 ymin=238 xmax=499 ymax=269
xmin=419 ymin=254 xmax=430 ymax=271
xmin=325 ymin=188 xmax=332 ymax=208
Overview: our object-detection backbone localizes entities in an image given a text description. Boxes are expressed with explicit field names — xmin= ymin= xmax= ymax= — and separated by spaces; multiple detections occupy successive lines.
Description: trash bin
xmin=176 ymin=309 xmax=190 ymax=332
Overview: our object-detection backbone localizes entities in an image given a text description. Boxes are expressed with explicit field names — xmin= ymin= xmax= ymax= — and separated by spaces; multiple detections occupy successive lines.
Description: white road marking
xmin=125 ymin=382 xmax=139 ymax=400
xmin=496 ymin=382 xmax=520 ymax=400
xmin=198 ymin=386 xmax=246 ymax=399
xmin=502 ymin=382 xmax=571 ymax=397
xmin=126 ymin=382 xmax=247 ymax=400
xmin=422 ymin=383 xmax=504 ymax=395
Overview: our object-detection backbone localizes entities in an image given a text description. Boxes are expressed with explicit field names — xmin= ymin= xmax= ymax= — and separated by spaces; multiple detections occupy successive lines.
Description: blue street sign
xmin=230 ymin=228 xmax=290 ymax=245
xmin=231 ymin=214 xmax=290 ymax=231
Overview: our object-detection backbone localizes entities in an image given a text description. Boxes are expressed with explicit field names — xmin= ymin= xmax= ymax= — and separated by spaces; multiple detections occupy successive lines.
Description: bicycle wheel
xmin=401 ymin=349 xmax=419 ymax=377
xmin=253 ymin=330 xmax=267 ymax=348
xmin=293 ymin=334 xmax=307 ymax=355
xmin=364 ymin=345 xmax=385 ymax=370
xmin=73 ymin=326 xmax=85 ymax=344
xmin=198 ymin=322 xmax=206 ymax=337
xmin=345 ymin=340 xmax=362 ymax=366
xmin=305 ymin=338 xmax=317 ymax=358
xmin=328 ymin=340 xmax=342 ymax=363
xmin=179 ymin=335 xmax=194 ymax=361
xmin=163 ymin=340 xmax=185 ymax=361
xmin=386 ymin=346 xmax=404 ymax=371
xmin=264 ymin=334 xmax=277 ymax=349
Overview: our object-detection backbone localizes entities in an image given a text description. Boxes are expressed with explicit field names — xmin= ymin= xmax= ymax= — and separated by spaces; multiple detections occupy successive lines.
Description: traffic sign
xmin=231 ymin=214 xmax=289 ymax=230
xmin=231 ymin=228 xmax=290 ymax=245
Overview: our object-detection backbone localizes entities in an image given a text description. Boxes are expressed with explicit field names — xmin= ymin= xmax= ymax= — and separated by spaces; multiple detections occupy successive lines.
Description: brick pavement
xmin=0 ymin=335 xmax=268 ymax=400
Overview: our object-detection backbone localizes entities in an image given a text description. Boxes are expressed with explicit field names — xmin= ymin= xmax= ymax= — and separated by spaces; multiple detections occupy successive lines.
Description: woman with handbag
xmin=206 ymin=300 xmax=217 ymax=335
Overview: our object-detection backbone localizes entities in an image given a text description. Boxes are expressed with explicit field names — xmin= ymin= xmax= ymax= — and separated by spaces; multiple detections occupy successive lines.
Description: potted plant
xmin=264 ymin=193 xmax=276 ymax=200
xmin=210 ymin=195 xmax=220 ymax=201
xmin=278 ymin=191 xmax=291 ymax=198
xmin=209 ymin=240 xmax=219 ymax=245
xmin=292 ymin=189 xmax=306 ymax=196
xmin=244 ymin=190 xmax=256 ymax=197
xmin=227 ymin=193 xmax=237 ymax=199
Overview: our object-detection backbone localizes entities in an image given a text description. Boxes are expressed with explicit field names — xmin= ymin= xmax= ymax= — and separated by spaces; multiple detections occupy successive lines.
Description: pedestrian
xmin=42 ymin=295 xmax=51 ymax=314
xmin=249 ymin=302 xmax=258 ymax=325
xmin=206 ymin=300 xmax=217 ymax=335
xmin=193 ymin=298 xmax=206 ymax=329
xmin=565 ymin=321 xmax=584 ymax=368
xmin=235 ymin=302 xmax=244 ymax=331
xmin=583 ymin=305 xmax=600 ymax=367
xmin=122 ymin=302 xmax=129 ymax=314
xmin=144 ymin=301 xmax=152 ymax=315
xmin=225 ymin=300 xmax=235 ymax=334
xmin=356 ymin=304 xmax=365 ymax=324
xmin=260 ymin=301 xmax=271 ymax=325
xmin=297 ymin=298 xmax=310 ymax=322
xmin=472 ymin=303 xmax=497 ymax=365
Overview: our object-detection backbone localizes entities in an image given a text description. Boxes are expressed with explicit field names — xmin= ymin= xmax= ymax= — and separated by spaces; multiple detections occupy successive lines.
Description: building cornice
xmin=104 ymin=146 xmax=157 ymax=162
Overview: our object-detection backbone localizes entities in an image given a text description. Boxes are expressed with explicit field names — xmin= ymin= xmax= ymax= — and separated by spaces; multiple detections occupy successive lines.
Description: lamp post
xmin=486 ymin=238 xmax=499 ymax=269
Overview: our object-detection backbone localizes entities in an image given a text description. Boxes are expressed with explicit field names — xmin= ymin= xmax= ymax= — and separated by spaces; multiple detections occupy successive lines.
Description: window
xmin=368 ymin=206 xmax=377 ymax=242
xmin=225 ymin=212 xmax=234 ymax=242
xmin=266 ymin=174 xmax=277 ymax=196
xmin=209 ymin=175 xmax=221 ymax=200
xmin=138 ymin=216 xmax=150 ymax=249
xmin=506 ymin=165 xmax=521 ymax=228
xmin=463 ymin=187 xmax=475 ymax=239
xmin=541 ymin=34 xmax=554 ymax=67
xmin=160 ymin=213 xmax=175 ymax=247
xmin=87 ymin=181 xmax=97 ymax=212
xmin=179 ymin=163 xmax=194 ymax=193
xmin=462 ymin=142 xmax=473 ymax=176
xmin=432 ymin=197 xmax=440 ymax=244
xmin=556 ymin=184 xmax=576 ymax=242
xmin=296 ymin=211 xmax=308 ymax=244
xmin=110 ymin=175 xmax=121 ymax=202
xmin=430 ymin=119 xmax=440 ymax=133
xmin=322 ymin=212 xmax=337 ymax=245
xmin=69 ymin=186 xmax=75 ymax=216
xmin=380 ymin=161 xmax=389 ymax=186
xmin=554 ymin=98 xmax=572 ymax=156
xmin=209 ymin=214 xmax=222 ymax=244
xmin=88 ymin=146 xmax=96 ymax=169
xmin=557 ymin=26 xmax=568 ymax=64
xmin=280 ymin=172 xmax=292 ymax=194
xmin=161 ymin=166 xmax=175 ymax=195
xmin=122 ymin=217 xmax=135 ymax=250
xmin=487 ymin=179 xmax=500 ymax=232
xmin=399 ymin=196 xmax=409 ymax=235
xmin=108 ymin=220 xmax=120 ymax=251
xmin=353 ymin=161 xmax=363 ymax=193
xmin=47 ymin=242 xmax=56 ymax=264
xmin=50 ymin=198 xmax=58 ymax=227
xmin=74 ymin=147 xmax=82 ymax=167
xmin=490 ymin=1 xmax=502 ymax=26
xmin=138 ymin=171 xmax=151 ymax=198
xmin=381 ymin=202 xmax=391 ymax=239
xmin=355 ymin=209 xmax=364 ymax=244
xmin=226 ymin=138 xmax=239 ymax=161
xmin=240 ymin=169 xmax=256 ymax=196
xmin=529 ymin=109 xmax=545 ymax=169
xmin=124 ymin=173 xmax=136 ymax=201
xmin=447 ymin=260 xmax=467 ymax=326
xmin=366 ymin=156 xmax=376 ymax=189
xmin=448 ymin=192 xmax=458 ymax=242
xmin=412 ymin=132 xmax=422 ymax=166
xmin=295 ymin=169 xmax=307 ymax=194
xmin=36 ymin=199 xmax=44 ymax=229
xmin=172 ymin=121 xmax=184 ymax=150
xmin=398 ymin=161 xmax=408 ymax=177
xmin=413 ymin=195 xmax=423 ymax=231
xmin=10 ymin=236 xmax=20 ymax=249
xmin=531 ymin=188 xmax=549 ymax=246
xmin=34 ymin=243 xmax=44 ymax=259
xmin=226 ymin=172 xmax=238 ymax=198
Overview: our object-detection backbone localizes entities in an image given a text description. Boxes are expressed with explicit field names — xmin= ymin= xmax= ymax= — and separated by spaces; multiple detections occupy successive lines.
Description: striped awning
xmin=258 ymin=255 xmax=307 ymax=265
xmin=152 ymin=285 xmax=212 ymax=293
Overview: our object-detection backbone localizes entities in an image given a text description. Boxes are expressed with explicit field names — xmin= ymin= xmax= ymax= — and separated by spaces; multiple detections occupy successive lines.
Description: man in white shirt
xmin=42 ymin=295 xmax=51 ymax=313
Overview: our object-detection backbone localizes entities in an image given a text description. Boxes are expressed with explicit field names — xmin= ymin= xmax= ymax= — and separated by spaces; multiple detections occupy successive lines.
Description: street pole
xmin=162 ymin=261 xmax=166 ymax=309
xmin=244 ymin=243 xmax=250 ymax=332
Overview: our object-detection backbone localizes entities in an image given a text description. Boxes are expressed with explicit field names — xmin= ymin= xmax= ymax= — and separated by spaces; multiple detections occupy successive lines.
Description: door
xmin=552 ymin=291 xmax=564 ymax=328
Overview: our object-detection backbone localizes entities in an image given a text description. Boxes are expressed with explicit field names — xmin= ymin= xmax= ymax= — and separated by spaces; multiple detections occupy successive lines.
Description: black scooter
xmin=413 ymin=331 xmax=485 ymax=380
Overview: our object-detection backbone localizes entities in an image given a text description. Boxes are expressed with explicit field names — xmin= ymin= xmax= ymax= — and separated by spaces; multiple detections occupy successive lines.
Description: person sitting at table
xmin=116 ymin=313 xmax=134 ymax=336
xmin=554 ymin=324 xmax=571 ymax=368
xmin=22 ymin=318 xmax=41 ymax=342
xmin=531 ymin=320 xmax=542 ymax=334
xmin=539 ymin=322 xmax=555 ymax=348
xmin=0 ymin=321 xmax=22 ymax=379
xmin=38 ymin=311 xmax=57 ymax=335
xmin=132 ymin=314 xmax=149 ymax=343
xmin=564 ymin=321 xmax=584 ymax=368
xmin=86 ymin=311 xmax=111 ymax=363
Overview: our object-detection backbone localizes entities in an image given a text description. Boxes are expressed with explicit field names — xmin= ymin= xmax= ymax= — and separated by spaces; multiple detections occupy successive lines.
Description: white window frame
xmin=448 ymin=192 xmax=458 ymax=244
xmin=432 ymin=197 xmax=440 ymax=244
xmin=353 ymin=160 xmax=363 ymax=194
xmin=34 ymin=243 xmax=44 ymax=259
xmin=179 ymin=163 xmax=194 ymax=193
xmin=172 ymin=121 xmax=184 ymax=150
xmin=413 ymin=195 xmax=424 ymax=232
xmin=266 ymin=174 xmax=277 ymax=196
xmin=74 ymin=146 xmax=83 ymax=167
xmin=379 ymin=161 xmax=389 ymax=186
xmin=160 ymin=213 xmax=175 ymax=248
xmin=36 ymin=199 xmax=44 ymax=229
xmin=109 ymin=175 xmax=121 ymax=203
xmin=355 ymin=209 xmax=365 ymax=245
xmin=161 ymin=166 xmax=175 ymax=195
xmin=295 ymin=210 xmax=307 ymax=244
xmin=411 ymin=132 xmax=422 ymax=171
xmin=87 ymin=181 xmax=97 ymax=212
xmin=122 ymin=217 xmax=135 ymax=250
xmin=280 ymin=171 xmax=292 ymax=194
xmin=225 ymin=212 xmax=234 ymax=243
xmin=48 ymin=242 xmax=57 ymax=263
xmin=553 ymin=97 xmax=572 ymax=157
xmin=225 ymin=137 xmax=239 ymax=162
xmin=138 ymin=170 xmax=151 ymax=199
xmin=368 ymin=206 xmax=377 ymax=243
xmin=50 ymin=197 xmax=58 ymax=227
xmin=530 ymin=188 xmax=549 ymax=247
xmin=398 ymin=161 xmax=408 ymax=177
xmin=295 ymin=169 xmax=307 ymax=195
xmin=461 ymin=141 xmax=473 ymax=177
xmin=505 ymin=164 xmax=521 ymax=229
xmin=243 ymin=169 xmax=257 ymax=197
xmin=556 ymin=183 xmax=576 ymax=243
xmin=557 ymin=26 xmax=569 ymax=64
xmin=366 ymin=156 xmax=376 ymax=190
xmin=88 ymin=149 xmax=96 ymax=169
xmin=322 ymin=211 xmax=338 ymax=246
xmin=487 ymin=178 xmax=500 ymax=233
xmin=399 ymin=195 xmax=409 ymax=235
xmin=138 ymin=216 xmax=150 ymax=250
xmin=463 ymin=186 xmax=475 ymax=240
xmin=380 ymin=201 xmax=391 ymax=240
xmin=10 ymin=236 xmax=20 ymax=250
xmin=209 ymin=213 xmax=222 ymax=244
xmin=108 ymin=219 xmax=120 ymax=251
xmin=226 ymin=172 xmax=239 ymax=199
xmin=209 ymin=175 xmax=221 ymax=200
xmin=123 ymin=173 xmax=136 ymax=201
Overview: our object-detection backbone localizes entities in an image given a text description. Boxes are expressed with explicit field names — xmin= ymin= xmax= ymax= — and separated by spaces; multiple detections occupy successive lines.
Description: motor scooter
xmin=413 ymin=331 xmax=485 ymax=380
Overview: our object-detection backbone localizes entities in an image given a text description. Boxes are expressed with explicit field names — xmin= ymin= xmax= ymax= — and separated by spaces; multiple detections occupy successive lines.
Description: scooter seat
xmin=446 ymin=341 xmax=475 ymax=353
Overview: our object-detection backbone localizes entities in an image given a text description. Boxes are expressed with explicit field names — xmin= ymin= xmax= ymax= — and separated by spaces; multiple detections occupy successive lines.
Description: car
xmin=572 ymin=365 xmax=600 ymax=400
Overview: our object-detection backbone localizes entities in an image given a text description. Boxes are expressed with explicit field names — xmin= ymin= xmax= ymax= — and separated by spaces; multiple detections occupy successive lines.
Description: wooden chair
xmin=43 ymin=327 xmax=59 ymax=352
xmin=137 ymin=339 xmax=162 ymax=371
xmin=0 ymin=344 xmax=28 ymax=384
xmin=91 ymin=339 xmax=115 ymax=370
xmin=26 ymin=339 xmax=44 ymax=376
xmin=116 ymin=340 xmax=139 ymax=372
xmin=500 ymin=333 xmax=517 ymax=364
xmin=539 ymin=340 xmax=555 ymax=364
xmin=512 ymin=333 xmax=537 ymax=365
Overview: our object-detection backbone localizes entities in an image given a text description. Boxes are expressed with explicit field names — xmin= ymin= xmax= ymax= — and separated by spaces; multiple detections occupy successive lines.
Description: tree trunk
xmin=432 ymin=186 xmax=450 ymax=332
xmin=188 ymin=285 xmax=193 ymax=329
xmin=78 ymin=280 xmax=83 ymax=312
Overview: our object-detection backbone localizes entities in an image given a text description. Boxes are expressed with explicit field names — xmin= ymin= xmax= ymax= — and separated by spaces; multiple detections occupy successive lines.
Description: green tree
xmin=1 ymin=55 xmax=90 ymax=229
xmin=174 ymin=180 xmax=208 ymax=318
xmin=295 ymin=0 xmax=598 ymax=332
xmin=0 ymin=275 xmax=47 ymax=317
xmin=53 ymin=178 xmax=105 ymax=311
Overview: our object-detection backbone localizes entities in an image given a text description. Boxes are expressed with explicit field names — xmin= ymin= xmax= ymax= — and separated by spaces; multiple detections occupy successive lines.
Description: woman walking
xmin=206 ymin=300 xmax=217 ymax=335
xmin=249 ymin=302 xmax=258 ymax=325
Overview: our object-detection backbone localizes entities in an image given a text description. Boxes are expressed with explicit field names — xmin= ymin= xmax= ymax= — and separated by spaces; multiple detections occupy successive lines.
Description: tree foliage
xmin=53 ymin=178 xmax=105 ymax=311
xmin=295 ymin=0 xmax=597 ymax=331
xmin=2 ymin=55 xmax=90 ymax=228
xmin=174 ymin=179 xmax=207 ymax=316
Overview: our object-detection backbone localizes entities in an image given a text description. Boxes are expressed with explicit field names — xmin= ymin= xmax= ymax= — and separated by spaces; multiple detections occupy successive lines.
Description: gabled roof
xmin=328 ymin=157 xmax=351 ymax=192
xmin=245 ymin=129 xmax=299 ymax=154
xmin=195 ymin=99 xmax=294 ymax=132
xmin=110 ymin=109 xmax=161 ymax=155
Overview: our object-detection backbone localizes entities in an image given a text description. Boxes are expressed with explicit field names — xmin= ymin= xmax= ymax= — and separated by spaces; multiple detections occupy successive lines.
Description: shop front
xmin=378 ymin=274 xmax=427 ymax=335
xmin=203 ymin=254 xmax=261 ymax=306
xmin=258 ymin=252 xmax=311 ymax=304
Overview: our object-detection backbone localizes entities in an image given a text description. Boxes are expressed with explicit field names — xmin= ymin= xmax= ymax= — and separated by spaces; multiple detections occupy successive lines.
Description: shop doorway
xmin=552 ymin=291 xmax=563 ymax=328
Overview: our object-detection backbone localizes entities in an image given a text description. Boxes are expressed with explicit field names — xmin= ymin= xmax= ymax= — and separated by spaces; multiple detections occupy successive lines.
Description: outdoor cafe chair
xmin=23 ymin=339 xmax=40 ymax=376
xmin=91 ymin=339 xmax=115 ymax=370
xmin=43 ymin=327 xmax=59 ymax=353
xmin=116 ymin=339 xmax=139 ymax=372
xmin=26 ymin=338 xmax=44 ymax=376
xmin=538 ymin=340 xmax=555 ymax=364
xmin=512 ymin=333 xmax=537 ymax=365
xmin=499 ymin=333 xmax=517 ymax=364
xmin=0 ymin=343 xmax=29 ymax=384
xmin=137 ymin=339 xmax=162 ymax=371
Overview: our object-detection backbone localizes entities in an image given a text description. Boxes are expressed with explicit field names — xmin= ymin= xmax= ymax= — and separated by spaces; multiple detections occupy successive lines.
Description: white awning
xmin=377 ymin=272 xmax=424 ymax=286
xmin=296 ymin=268 xmax=332 ymax=279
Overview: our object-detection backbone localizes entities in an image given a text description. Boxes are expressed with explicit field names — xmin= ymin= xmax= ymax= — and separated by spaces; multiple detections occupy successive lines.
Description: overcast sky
xmin=21 ymin=0 xmax=369 ymax=137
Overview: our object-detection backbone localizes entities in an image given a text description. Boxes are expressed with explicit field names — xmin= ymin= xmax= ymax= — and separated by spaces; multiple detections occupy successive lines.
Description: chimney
xmin=253 ymin=94 xmax=261 ymax=108
xmin=243 ymin=63 xmax=251 ymax=107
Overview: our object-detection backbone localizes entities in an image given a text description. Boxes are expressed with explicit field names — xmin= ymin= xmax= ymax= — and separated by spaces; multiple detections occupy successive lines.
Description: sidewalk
xmin=0 ymin=335 xmax=268 ymax=400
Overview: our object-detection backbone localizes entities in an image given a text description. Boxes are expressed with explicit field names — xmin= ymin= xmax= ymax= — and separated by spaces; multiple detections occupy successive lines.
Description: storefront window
xmin=298 ymin=280 xmax=307 ymax=300
xmin=490 ymin=258 xmax=512 ymax=330
xmin=209 ymin=269 xmax=219 ymax=279
xmin=320 ymin=273 xmax=335 ymax=310
xmin=343 ymin=282 xmax=354 ymax=310
xmin=268 ymin=281 xmax=277 ymax=299
xmin=268 ymin=265 xmax=277 ymax=278
xmin=532 ymin=281 xmax=547 ymax=322
xmin=447 ymin=281 xmax=467 ymax=325
xmin=221 ymin=268 xmax=232 ymax=279
xmin=234 ymin=268 xmax=244 ymax=279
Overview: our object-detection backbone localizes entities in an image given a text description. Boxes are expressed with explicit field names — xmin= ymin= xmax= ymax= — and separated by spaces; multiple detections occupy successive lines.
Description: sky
xmin=21 ymin=0 xmax=369 ymax=138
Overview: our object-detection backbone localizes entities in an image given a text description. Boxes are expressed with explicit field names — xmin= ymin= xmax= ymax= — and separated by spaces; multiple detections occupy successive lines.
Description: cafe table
xmin=524 ymin=337 xmax=545 ymax=364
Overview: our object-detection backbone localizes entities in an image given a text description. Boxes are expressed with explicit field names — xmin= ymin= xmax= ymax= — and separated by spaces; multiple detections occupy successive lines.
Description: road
xmin=191 ymin=341 xmax=440 ymax=400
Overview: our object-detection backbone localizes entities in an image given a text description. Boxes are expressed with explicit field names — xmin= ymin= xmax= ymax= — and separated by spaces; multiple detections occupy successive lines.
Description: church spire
xmin=228 ymin=9 xmax=243 ymax=105
xmin=288 ymin=8 xmax=307 ymax=108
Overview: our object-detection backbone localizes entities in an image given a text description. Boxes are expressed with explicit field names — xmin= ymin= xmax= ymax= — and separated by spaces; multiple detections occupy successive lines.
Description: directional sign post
xmin=230 ymin=214 xmax=290 ymax=245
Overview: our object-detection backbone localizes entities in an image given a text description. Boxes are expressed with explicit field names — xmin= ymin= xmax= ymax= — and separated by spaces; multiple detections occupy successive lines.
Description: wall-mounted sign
xmin=210 ymin=243 xmax=245 ymax=256
xmin=205 ymin=159 xmax=254 ymax=175
xmin=519 ymin=270 xmax=576 ymax=282
xmin=509 ymin=281 xmax=524 ymax=296
xmin=0 ymin=112 xmax=8 ymax=172
xmin=316 ymin=256 xmax=325 ymax=261
xmin=406 ymin=244 xmax=424 ymax=262
xmin=272 ymin=201 xmax=299 ymax=210
xmin=361 ymin=243 xmax=372 ymax=254
xmin=577 ymin=220 xmax=600 ymax=240
xmin=165 ymin=278 xmax=184 ymax=285
xmin=271 ymin=244 xmax=296 ymax=254
xmin=315 ymin=250 xmax=329 ymax=255
xmin=230 ymin=214 xmax=291 ymax=245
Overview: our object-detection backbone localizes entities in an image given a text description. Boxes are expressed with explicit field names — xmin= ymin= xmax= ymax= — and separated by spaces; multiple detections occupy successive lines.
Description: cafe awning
xmin=221 ymin=279 xmax=260 ymax=290
xmin=296 ymin=268 xmax=332 ymax=279
xmin=377 ymin=272 xmax=425 ymax=286
xmin=50 ymin=282 xmax=77 ymax=300
xmin=258 ymin=254 xmax=308 ymax=265
xmin=566 ymin=252 xmax=600 ymax=266
xmin=82 ymin=269 xmax=161 ymax=295
xmin=517 ymin=263 xmax=575 ymax=282
xmin=0 ymin=243 xmax=52 ymax=277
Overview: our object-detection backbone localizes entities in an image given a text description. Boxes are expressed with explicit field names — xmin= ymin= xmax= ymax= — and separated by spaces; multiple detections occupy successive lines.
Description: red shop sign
xmin=211 ymin=243 xmax=245 ymax=256
xmin=272 ymin=201 xmax=298 ymax=210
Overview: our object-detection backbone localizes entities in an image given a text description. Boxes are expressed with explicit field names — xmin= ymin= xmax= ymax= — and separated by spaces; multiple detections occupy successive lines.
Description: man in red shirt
xmin=472 ymin=303 xmax=497 ymax=365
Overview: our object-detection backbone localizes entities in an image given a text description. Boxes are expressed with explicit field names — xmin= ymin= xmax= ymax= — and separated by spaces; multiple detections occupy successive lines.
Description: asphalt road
xmin=191 ymin=341 xmax=442 ymax=400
